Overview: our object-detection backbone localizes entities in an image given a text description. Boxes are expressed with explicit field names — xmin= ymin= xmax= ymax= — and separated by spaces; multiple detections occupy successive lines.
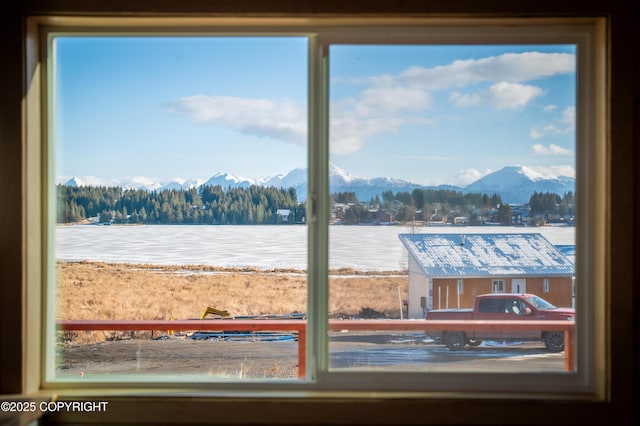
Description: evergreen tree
xmin=497 ymin=204 xmax=512 ymax=225
xmin=491 ymin=193 xmax=503 ymax=208
xmin=138 ymin=206 xmax=147 ymax=223
xmin=411 ymin=188 xmax=424 ymax=210
xmin=99 ymin=210 xmax=112 ymax=224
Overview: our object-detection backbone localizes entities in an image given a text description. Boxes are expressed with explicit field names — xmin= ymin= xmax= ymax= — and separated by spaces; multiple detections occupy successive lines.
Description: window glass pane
xmin=53 ymin=37 xmax=308 ymax=381
xmin=328 ymin=44 xmax=576 ymax=372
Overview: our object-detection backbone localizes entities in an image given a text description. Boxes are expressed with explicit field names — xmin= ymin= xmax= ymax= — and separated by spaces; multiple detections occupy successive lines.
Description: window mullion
xmin=307 ymin=35 xmax=330 ymax=379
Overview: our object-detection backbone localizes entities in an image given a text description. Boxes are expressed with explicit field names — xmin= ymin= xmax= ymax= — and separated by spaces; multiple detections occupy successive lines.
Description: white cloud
xmin=549 ymin=144 xmax=572 ymax=155
xmin=455 ymin=168 xmax=491 ymax=186
xmin=359 ymin=86 xmax=431 ymax=113
xmin=543 ymin=104 xmax=558 ymax=112
xmin=330 ymin=100 xmax=430 ymax=155
xmin=531 ymin=143 xmax=548 ymax=154
xmin=531 ymin=143 xmax=573 ymax=156
xmin=529 ymin=106 xmax=576 ymax=139
xmin=329 ymin=113 xmax=374 ymax=155
xmin=451 ymin=82 xmax=542 ymax=110
xmin=530 ymin=129 xmax=542 ymax=139
xmin=168 ymin=52 xmax=575 ymax=156
xmin=389 ymin=52 xmax=572 ymax=118
xmin=561 ymin=106 xmax=575 ymax=126
xmin=450 ymin=91 xmax=483 ymax=108
xmin=489 ymin=82 xmax=543 ymax=110
xmin=396 ymin=52 xmax=575 ymax=90
xmin=530 ymin=125 xmax=553 ymax=139
xmin=329 ymin=86 xmax=433 ymax=155
xmin=166 ymin=94 xmax=306 ymax=146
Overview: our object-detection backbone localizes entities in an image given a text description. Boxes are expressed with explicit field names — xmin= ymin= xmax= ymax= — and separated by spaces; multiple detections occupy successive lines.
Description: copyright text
xmin=1 ymin=400 xmax=109 ymax=413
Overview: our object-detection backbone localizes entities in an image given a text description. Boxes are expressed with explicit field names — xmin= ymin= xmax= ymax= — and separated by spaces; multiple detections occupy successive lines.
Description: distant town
xmin=331 ymin=189 xmax=574 ymax=227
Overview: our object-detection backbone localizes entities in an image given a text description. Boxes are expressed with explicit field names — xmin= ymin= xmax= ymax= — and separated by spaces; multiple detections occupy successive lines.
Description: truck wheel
xmin=543 ymin=332 xmax=565 ymax=352
xmin=467 ymin=338 xmax=483 ymax=347
xmin=443 ymin=332 xmax=467 ymax=351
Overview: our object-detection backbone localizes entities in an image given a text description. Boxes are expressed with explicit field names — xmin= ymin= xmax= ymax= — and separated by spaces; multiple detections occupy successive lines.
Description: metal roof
xmin=554 ymin=244 xmax=576 ymax=264
xmin=398 ymin=233 xmax=575 ymax=278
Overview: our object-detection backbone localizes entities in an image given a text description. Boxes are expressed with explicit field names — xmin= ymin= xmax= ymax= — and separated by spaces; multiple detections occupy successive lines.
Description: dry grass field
xmin=56 ymin=261 xmax=408 ymax=343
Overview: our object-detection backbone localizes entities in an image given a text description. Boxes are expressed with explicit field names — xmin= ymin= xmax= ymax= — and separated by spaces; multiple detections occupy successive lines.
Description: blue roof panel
xmin=398 ymin=233 xmax=575 ymax=277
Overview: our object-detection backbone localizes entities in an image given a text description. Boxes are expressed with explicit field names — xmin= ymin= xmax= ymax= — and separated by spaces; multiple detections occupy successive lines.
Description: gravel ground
xmin=55 ymin=331 xmax=566 ymax=380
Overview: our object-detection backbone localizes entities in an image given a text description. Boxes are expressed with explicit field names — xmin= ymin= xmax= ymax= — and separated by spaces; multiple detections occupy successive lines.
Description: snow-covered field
xmin=56 ymin=224 xmax=574 ymax=271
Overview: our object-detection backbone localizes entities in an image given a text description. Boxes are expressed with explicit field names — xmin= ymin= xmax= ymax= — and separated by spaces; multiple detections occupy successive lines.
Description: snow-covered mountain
xmin=202 ymin=172 xmax=256 ymax=189
xmin=264 ymin=167 xmax=307 ymax=190
xmin=464 ymin=166 xmax=575 ymax=203
xmin=60 ymin=176 xmax=200 ymax=192
xmin=59 ymin=165 xmax=575 ymax=204
xmin=157 ymin=178 xmax=202 ymax=191
xmin=326 ymin=164 xmax=424 ymax=203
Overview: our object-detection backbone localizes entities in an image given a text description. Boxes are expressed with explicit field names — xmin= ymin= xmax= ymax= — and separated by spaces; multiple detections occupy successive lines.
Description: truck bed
xmin=426 ymin=309 xmax=473 ymax=320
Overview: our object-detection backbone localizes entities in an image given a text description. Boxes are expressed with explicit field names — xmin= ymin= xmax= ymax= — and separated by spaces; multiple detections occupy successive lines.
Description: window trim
xmin=26 ymin=16 xmax=607 ymax=398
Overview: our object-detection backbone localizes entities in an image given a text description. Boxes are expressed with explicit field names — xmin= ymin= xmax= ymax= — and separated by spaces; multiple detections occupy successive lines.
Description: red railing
xmin=58 ymin=319 xmax=575 ymax=378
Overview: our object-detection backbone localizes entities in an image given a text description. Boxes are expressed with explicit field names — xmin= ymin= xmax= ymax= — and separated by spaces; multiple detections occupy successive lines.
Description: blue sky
xmin=55 ymin=37 xmax=575 ymax=187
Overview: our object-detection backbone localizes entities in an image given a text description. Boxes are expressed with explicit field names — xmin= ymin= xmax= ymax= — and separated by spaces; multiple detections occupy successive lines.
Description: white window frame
xmin=492 ymin=279 xmax=506 ymax=293
xmin=26 ymin=16 xmax=606 ymax=399
xmin=544 ymin=278 xmax=550 ymax=293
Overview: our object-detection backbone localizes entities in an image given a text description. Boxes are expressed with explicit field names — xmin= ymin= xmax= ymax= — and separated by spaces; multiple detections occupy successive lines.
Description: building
xmin=399 ymin=233 xmax=575 ymax=319
xmin=276 ymin=209 xmax=291 ymax=223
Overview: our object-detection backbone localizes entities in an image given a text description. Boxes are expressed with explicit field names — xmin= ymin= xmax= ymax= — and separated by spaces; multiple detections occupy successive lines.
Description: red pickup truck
xmin=425 ymin=293 xmax=575 ymax=352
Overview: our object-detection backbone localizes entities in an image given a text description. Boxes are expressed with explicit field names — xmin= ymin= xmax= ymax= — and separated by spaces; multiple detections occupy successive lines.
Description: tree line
xmin=58 ymin=184 xmax=575 ymax=226
xmin=528 ymin=191 xmax=575 ymax=216
xmin=57 ymin=184 xmax=305 ymax=225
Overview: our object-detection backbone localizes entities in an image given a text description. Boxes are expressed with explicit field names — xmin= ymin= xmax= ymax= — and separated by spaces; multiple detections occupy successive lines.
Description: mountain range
xmin=60 ymin=165 xmax=575 ymax=204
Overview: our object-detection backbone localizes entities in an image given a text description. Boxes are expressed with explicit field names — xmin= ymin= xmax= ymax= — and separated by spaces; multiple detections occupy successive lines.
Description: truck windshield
xmin=523 ymin=295 xmax=557 ymax=310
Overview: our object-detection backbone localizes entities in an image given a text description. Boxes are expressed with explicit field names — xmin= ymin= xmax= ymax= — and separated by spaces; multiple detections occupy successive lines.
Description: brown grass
xmin=56 ymin=261 xmax=408 ymax=343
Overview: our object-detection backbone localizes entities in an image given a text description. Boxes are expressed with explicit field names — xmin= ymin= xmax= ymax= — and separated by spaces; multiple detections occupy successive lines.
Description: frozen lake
xmin=56 ymin=224 xmax=575 ymax=271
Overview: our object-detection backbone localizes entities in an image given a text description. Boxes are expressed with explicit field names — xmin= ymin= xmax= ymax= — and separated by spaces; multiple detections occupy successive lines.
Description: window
xmin=544 ymin=278 xmax=550 ymax=293
xmin=506 ymin=298 xmax=523 ymax=315
xmin=478 ymin=298 xmax=502 ymax=313
xmin=458 ymin=279 xmax=464 ymax=295
xmin=326 ymin=39 xmax=578 ymax=373
xmin=22 ymin=15 xmax=607 ymax=401
xmin=52 ymin=36 xmax=309 ymax=381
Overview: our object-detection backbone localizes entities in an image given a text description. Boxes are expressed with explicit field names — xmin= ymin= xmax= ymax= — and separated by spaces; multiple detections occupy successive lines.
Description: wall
xmin=407 ymin=255 xmax=430 ymax=319
xmin=1 ymin=1 xmax=637 ymax=425
xmin=430 ymin=277 xmax=573 ymax=310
